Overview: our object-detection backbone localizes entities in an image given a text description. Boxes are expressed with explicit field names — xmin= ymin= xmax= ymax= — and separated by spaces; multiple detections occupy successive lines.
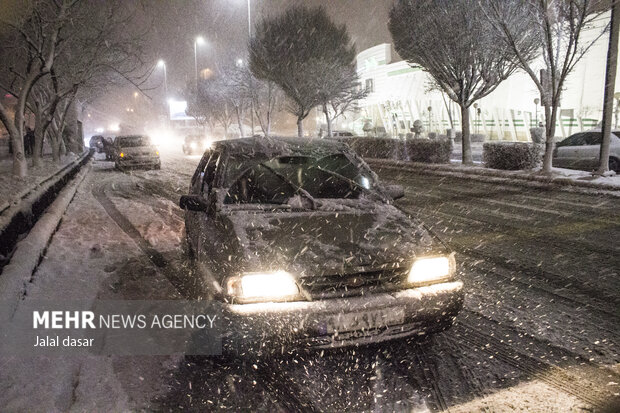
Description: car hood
xmin=221 ymin=199 xmax=439 ymax=278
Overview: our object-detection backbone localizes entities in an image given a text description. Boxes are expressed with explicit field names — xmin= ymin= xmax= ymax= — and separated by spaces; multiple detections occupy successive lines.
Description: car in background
xmin=113 ymin=135 xmax=160 ymax=170
xmin=183 ymin=134 xmax=210 ymax=155
xmin=553 ymin=130 xmax=620 ymax=172
xmin=330 ymin=130 xmax=355 ymax=138
xmin=89 ymin=135 xmax=104 ymax=153
xmin=103 ymin=136 xmax=115 ymax=160
xmin=179 ymin=136 xmax=464 ymax=353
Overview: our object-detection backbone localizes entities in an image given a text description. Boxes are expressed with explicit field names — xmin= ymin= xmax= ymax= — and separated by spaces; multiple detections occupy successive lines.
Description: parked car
xmin=89 ymin=135 xmax=104 ymax=153
xmin=330 ymin=130 xmax=355 ymax=138
xmin=103 ymin=136 xmax=115 ymax=160
xmin=113 ymin=135 xmax=160 ymax=170
xmin=179 ymin=136 xmax=464 ymax=353
xmin=553 ymin=130 xmax=620 ymax=172
xmin=182 ymin=134 xmax=209 ymax=155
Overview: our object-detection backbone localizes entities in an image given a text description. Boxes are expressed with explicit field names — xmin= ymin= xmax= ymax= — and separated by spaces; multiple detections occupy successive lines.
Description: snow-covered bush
xmin=344 ymin=137 xmax=451 ymax=163
xmin=483 ymin=142 xmax=542 ymax=170
xmin=406 ymin=139 xmax=451 ymax=163
xmin=347 ymin=137 xmax=403 ymax=159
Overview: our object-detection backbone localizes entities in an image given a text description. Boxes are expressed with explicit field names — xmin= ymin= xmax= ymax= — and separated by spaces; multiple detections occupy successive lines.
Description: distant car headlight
xmin=226 ymin=271 xmax=300 ymax=302
xmin=190 ymin=142 xmax=197 ymax=149
xmin=408 ymin=254 xmax=455 ymax=285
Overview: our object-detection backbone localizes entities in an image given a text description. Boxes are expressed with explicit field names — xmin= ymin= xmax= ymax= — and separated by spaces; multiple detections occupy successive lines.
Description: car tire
xmin=609 ymin=157 xmax=620 ymax=173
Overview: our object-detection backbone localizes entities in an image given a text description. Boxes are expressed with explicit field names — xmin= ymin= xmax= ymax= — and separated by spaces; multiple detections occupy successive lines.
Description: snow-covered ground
xmin=0 ymin=153 xmax=81 ymax=208
xmin=1 ymin=145 xmax=618 ymax=411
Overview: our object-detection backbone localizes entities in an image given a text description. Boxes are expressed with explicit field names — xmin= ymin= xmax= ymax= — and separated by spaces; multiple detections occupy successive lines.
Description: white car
xmin=553 ymin=130 xmax=620 ymax=172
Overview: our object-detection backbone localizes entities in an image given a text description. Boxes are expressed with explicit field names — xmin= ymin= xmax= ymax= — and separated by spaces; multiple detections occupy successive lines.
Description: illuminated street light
xmin=236 ymin=58 xmax=244 ymax=67
xmin=194 ymin=36 xmax=206 ymax=84
xmin=158 ymin=60 xmax=168 ymax=98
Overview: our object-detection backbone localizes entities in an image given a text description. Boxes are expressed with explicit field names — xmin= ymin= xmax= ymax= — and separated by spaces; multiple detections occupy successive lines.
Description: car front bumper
xmin=218 ymin=281 xmax=464 ymax=354
xmin=116 ymin=157 xmax=160 ymax=168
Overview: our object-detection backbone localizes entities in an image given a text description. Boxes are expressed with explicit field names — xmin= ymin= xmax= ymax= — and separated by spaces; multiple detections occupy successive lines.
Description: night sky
xmin=87 ymin=0 xmax=394 ymax=132
xmin=146 ymin=0 xmax=393 ymax=94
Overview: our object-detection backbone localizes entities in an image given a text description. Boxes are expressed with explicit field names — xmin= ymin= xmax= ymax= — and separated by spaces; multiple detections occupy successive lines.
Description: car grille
xmin=300 ymin=267 xmax=409 ymax=299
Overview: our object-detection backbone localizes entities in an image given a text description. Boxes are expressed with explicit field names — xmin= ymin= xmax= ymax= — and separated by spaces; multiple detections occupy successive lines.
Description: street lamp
xmin=473 ymin=103 xmax=480 ymax=134
xmin=157 ymin=59 xmax=168 ymax=98
xmin=534 ymin=98 xmax=540 ymax=127
xmin=194 ymin=36 xmax=205 ymax=84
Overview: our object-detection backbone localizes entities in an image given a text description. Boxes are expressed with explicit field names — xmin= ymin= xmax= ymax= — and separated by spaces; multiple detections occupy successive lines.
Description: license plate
xmin=322 ymin=307 xmax=405 ymax=334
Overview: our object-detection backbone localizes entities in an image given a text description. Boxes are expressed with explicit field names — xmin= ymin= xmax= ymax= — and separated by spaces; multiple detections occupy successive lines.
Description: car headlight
xmin=408 ymin=254 xmax=455 ymax=285
xmin=226 ymin=271 xmax=300 ymax=302
xmin=190 ymin=142 xmax=197 ymax=149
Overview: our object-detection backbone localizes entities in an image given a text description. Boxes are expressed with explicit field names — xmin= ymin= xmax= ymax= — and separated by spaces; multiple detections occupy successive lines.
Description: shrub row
xmin=341 ymin=137 xmax=452 ymax=164
xmin=482 ymin=142 xmax=542 ymax=170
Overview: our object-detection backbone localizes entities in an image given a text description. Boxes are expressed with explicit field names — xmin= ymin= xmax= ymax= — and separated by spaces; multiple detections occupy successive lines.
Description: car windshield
xmin=224 ymin=153 xmax=374 ymax=204
xmin=117 ymin=136 xmax=151 ymax=147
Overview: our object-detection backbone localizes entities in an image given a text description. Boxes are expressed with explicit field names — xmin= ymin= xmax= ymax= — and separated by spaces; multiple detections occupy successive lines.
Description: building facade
xmin=352 ymin=12 xmax=620 ymax=141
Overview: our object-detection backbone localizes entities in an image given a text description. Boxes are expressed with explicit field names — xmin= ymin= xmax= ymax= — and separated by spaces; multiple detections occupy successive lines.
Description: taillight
xmin=119 ymin=152 xmax=124 ymax=158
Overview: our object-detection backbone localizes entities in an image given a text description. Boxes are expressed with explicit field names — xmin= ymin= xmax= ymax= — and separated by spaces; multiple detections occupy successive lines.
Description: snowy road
xmin=3 ymin=148 xmax=618 ymax=412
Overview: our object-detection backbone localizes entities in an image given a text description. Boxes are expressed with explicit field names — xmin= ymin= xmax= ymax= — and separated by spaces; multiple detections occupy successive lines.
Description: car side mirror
xmin=385 ymin=184 xmax=405 ymax=200
xmin=179 ymin=195 xmax=209 ymax=212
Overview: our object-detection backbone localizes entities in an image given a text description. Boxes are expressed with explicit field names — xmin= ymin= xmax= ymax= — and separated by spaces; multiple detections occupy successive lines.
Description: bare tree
xmin=0 ymin=0 xmax=79 ymax=176
xmin=389 ymin=0 xmax=538 ymax=164
xmin=317 ymin=65 xmax=368 ymax=137
xmin=0 ymin=0 xmax=149 ymax=173
xmin=251 ymin=78 xmax=282 ymax=137
xmin=249 ymin=6 xmax=356 ymax=138
xmin=483 ymin=0 xmax=612 ymax=173
xmin=597 ymin=1 xmax=619 ymax=174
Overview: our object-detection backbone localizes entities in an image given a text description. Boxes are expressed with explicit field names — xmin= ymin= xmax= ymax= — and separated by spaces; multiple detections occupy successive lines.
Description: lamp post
xmin=157 ymin=60 xmax=168 ymax=98
xmin=246 ymin=0 xmax=254 ymax=136
xmin=427 ymin=106 xmax=432 ymax=134
xmin=194 ymin=36 xmax=205 ymax=85
xmin=534 ymin=98 xmax=540 ymax=127
xmin=473 ymin=103 xmax=479 ymax=134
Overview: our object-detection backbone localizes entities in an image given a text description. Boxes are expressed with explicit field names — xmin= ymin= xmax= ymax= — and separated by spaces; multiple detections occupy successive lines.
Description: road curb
xmin=366 ymin=158 xmax=620 ymax=195
xmin=0 ymin=160 xmax=91 ymax=310
xmin=0 ymin=151 xmax=91 ymax=266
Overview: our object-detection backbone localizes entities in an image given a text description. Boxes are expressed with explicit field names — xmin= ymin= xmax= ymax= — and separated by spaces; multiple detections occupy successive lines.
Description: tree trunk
xmin=598 ymin=1 xmax=619 ymax=174
xmin=461 ymin=105 xmax=473 ymax=165
xmin=297 ymin=117 xmax=303 ymax=138
xmin=236 ymin=106 xmax=245 ymax=138
xmin=33 ymin=109 xmax=44 ymax=167
xmin=323 ymin=103 xmax=332 ymax=138
xmin=0 ymin=102 xmax=27 ymax=176
xmin=541 ymin=103 xmax=558 ymax=174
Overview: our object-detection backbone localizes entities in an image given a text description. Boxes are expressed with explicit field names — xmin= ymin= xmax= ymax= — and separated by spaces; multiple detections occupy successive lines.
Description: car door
xmin=580 ymin=132 xmax=602 ymax=170
xmin=193 ymin=151 xmax=222 ymax=263
xmin=555 ymin=133 xmax=586 ymax=169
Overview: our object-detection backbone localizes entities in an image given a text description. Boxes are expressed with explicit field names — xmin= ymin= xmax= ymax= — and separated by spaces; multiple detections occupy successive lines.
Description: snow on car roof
xmin=212 ymin=136 xmax=349 ymax=158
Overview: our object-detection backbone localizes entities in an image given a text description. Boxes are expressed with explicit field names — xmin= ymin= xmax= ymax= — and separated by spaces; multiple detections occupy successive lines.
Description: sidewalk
xmin=0 ymin=153 xmax=81 ymax=212
xmin=367 ymin=158 xmax=620 ymax=194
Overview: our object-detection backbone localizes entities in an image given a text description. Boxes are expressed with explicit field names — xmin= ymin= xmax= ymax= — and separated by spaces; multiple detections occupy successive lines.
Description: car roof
xmin=211 ymin=136 xmax=350 ymax=157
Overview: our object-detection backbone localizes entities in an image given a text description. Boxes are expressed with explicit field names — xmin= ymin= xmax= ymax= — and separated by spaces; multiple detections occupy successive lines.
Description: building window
xmin=365 ymin=78 xmax=374 ymax=93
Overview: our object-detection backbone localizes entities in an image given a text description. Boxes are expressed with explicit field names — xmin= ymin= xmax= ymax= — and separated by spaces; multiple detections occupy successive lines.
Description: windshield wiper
xmin=313 ymin=166 xmax=388 ymax=202
xmin=256 ymin=163 xmax=318 ymax=209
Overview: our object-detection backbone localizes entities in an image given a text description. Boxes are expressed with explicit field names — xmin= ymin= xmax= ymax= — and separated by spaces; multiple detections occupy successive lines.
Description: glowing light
xmin=95 ymin=127 xmax=104 ymax=133
xmin=195 ymin=36 xmax=205 ymax=45
xmin=408 ymin=256 xmax=453 ymax=284
xmin=227 ymin=271 xmax=299 ymax=301
xmin=157 ymin=59 xmax=165 ymax=68
xmin=109 ymin=123 xmax=120 ymax=132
